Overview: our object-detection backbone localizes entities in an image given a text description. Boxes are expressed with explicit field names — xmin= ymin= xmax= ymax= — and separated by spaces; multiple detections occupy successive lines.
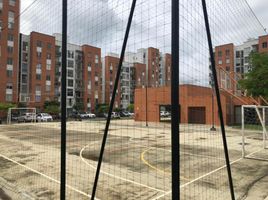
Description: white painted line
xmin=0 ymin=153 xmax=100 ymax=200
xmin=151 ymin=190 xmax=171 ymax=200
xmin=181 ymin=149 xmax=263 ymax=188
xmin=80 ymin=145 xmax=166 ymax=193
xmin=151 ymin=149 xmax=264 ymax=200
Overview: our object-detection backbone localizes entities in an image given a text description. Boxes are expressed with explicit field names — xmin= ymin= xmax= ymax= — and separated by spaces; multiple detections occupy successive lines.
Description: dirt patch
xmin=0 ymin=188 xmax=12 ymax=200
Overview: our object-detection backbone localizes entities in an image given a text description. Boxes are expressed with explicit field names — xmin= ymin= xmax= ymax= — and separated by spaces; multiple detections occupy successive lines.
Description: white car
xmin=36 ymin=113 xmax=53 ymax=122
xmin=160 ymin=111 xmax=170 ymax=117
xmin=86 ymin=112 xmax=96 ymax=118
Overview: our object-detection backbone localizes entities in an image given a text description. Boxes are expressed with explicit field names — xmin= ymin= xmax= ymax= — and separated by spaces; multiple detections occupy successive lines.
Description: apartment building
xmin=211 ymin=35 xmax=268 ymax=97
xmin=82 ymin=45 xmax=102 ymax=113
xmin=19 ymin=32 xmax=56 ymax=109
xmin=54 ymin=33 xmax=82 ymax=112
xmin=104 ymin=54 xmax=121 ymax=108
xmin=0 ymin=0 xmax=20 ymax=103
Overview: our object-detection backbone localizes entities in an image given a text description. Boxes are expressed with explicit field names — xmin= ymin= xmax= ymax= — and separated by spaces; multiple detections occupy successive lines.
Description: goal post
xmin=7 ymin=107 xmax=37 ymax=124
xmin=242 ymin=105 xmax=268 ymax=161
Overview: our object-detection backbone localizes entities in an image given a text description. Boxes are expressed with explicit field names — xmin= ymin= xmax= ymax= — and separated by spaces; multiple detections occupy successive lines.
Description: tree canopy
xmin=239 ymin=52 xmax=268 ymax=98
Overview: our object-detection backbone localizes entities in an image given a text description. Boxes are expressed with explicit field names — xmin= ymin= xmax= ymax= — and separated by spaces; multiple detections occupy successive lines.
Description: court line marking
xmin=80 ymin=145 xmax=166 ymax=193
xmin=152 ymin=149 xmax=264 ymax=200
xmin=0 ymin=153 xmax=100 ymax=200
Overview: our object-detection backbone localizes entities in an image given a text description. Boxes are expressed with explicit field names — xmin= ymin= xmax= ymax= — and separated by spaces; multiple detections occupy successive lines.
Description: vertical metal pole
xmin=263 ymin=107 xmax=266 ymax=149
xmin=146 ymin=85 xmax=148 ymax=126
xmin=210 ymin=91 xmax=216 ymax=131
xmin=61 ymin=0 xmax=67 ymax=199
xmin=171 ymin=0 xmax=180 ymax=199
xmin=242 ymin=106 xmax=245 ymax=158
xmin=90 ymin=0 xmax=137 ymax=199
xmin=201 ymin=0 xmax=235 ymax=199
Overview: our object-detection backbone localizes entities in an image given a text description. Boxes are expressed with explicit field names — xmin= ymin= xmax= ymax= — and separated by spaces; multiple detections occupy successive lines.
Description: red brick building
xmin=0 ymin=0 xmax=20 ymax=103
xmin=214 ymin=44 xmax=235 ymax=93
xmin=164 ymin=53 xmax=171 ymax=86
xmin=134 ymin=63 xmax=146 ymax=88
xmin=104 ymin=55 xmax=120 ymax=108
xmin=258 ymin=35 xmax=268 ymax=54
xmin=82 ymin=45 xmax=102 ymax=112
xmin=147 ymin=47 xmax=161 ymax=87
xmin=28 ymin=32 xmax=56 ymax=109
xmin=134 ymin=85 xmax=246 ymax=125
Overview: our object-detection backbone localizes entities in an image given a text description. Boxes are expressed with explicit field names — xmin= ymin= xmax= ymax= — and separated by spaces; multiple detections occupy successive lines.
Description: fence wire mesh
xmin=0 ymin=0 xmax=267 ymax=200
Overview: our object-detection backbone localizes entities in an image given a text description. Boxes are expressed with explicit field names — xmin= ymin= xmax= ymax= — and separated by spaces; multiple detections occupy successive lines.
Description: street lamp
xmin=210 ymin=90 xmax=216 ymax=131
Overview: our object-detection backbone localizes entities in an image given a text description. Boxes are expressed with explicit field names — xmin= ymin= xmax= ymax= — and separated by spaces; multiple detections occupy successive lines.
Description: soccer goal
xmin=7 ymin=108 xmax=36 ymax=124
xmin=242 ymin=105 xmax=268 ymax=161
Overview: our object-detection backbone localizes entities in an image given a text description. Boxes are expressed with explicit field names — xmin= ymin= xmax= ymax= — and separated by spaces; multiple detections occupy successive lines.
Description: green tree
xmin=239 ymin=52 xmax=268 ymax=98
xmin=0 ymin=103 xmax=16 ymax=111
xmin=96 ymin=104 xmax=109 ymax=113
xmin=127 ymin=104 xmax=134 ymax=112
xmin=44 ymin=101 xmax=60 ymax=114
xmin=73 ymin=102 xmax=84 ymax=112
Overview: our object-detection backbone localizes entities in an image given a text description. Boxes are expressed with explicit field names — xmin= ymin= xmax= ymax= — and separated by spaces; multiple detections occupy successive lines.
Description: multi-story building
xmin=54 ymin=33 xmax=82 ymax=112
xmin=19 ymin=32 xmax=56 ymax=110
xmin=0 ymin=0 xmax=20 ymax=103
xmin=82 ymin=45 xmax=102 ymax=112
xmin=104 ymin=54 xmax=120 ymax=108
xmin=120 ymin=61 xmax=135 ymax=109
xmin=211 ymin=35 xmax=268 ymax=96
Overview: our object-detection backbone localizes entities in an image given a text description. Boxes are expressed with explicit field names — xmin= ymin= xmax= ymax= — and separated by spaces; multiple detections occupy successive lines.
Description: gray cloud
xmin=20 ymin=0 xmax=267 ymax=87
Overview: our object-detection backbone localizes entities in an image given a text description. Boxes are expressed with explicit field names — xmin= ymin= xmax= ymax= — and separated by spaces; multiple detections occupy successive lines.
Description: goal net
xmin=7 ymin=108 xmax=37 ymax=124
xmin=242 ymin=105 xmax=268 ymax=161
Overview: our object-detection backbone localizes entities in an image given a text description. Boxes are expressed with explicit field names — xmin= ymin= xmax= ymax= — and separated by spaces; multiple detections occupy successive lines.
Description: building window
xmin=95 ymin=55 xmax=99 ymax=64
xmin=7 ymin=57 xmax=13 ymax=65
xmin=6 ymin=94 xmax=12 ymax=102
xmin=9 ymin=0 xmax=16 ymax=6
xmin=47 ymin=53 xmax=51 ymax=59
xmin=46 ymin=75 xmax=51 ymax=81
xmin=68 ymin=79 xmax=73 ymax=87
xmin=46 ymin=64 xmax=51 ymax=70
xmin=225 ymin=49 xmax=230 ymax=56
xmin=67 ymin=70 xmax=73 ymax=77
xmin=218 ymin=60 xmax=222 ymax=65
xmin=7 ymin=70 xmax=13 ymax=77
xmin=36 ymin=74 xmax=41 ymax=80
xmin=35 ymin=95 xmax=41 ymax=102
xmin=236 ymin=51 xmax=240 ymax=58
xmin=68 ymin=60 xmax=74 ymax=68
xmin=8 ymin=11 xmax=15 ymax=29
xmin=37 ymin=52 xmax=42 ymax=58
xmin=37 ymin=40 xmax=42 ymax=47
xmin=67 ymin=50 xmax=74 ymax=58
xmin=23 ymin=42 xmax=28 ymax=51
xmin=7 ymin=46 xmax=13 ymax=54
xmin=263 ymin=42 xmax=268 ymax=49
xmin=47 ymin=43 xmax=52 ymax=49
xmin=67 ymin=89 xmax=73 ymax=96
xmin=36 ymin=63 xmax=42 ymax=70
xmin=8 ymin=34 xmax=14 ymax=41
xmin=226 ymin=66 xmax=230 ymax=72
xmin=218 ymin=51 xmax=222 ymax=57
xmin=226 ymin=58 xmax=230 ymax=64
xmin=46 ymin=85 xmax=51 ymax=92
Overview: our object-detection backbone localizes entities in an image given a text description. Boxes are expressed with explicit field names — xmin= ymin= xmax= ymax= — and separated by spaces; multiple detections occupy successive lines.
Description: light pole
xmin=210 ymin=90 xmax=216 ymax=131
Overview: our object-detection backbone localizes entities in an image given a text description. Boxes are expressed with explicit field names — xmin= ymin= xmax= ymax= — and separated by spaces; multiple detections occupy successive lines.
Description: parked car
xmin=160 ymin=111 xmax=170 ymax=118
xmin=17 ymin=113 xmax=36 ymax=123
xmin=119 ymin=111 xmax=130 ymax=117
xmin=111 ymin=112 xmax=120 ymax=119
xmin=36 ymin=113 xmax=53 ymax=122
xmin=86 ymin=112 xmax=96 ymax=118
xmin=79 ymin=112 xmax=89 ymax=119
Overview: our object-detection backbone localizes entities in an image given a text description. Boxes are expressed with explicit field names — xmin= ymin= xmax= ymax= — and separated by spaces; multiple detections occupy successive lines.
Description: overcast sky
xmin=20 ymin=0 xmax=268 ymax=86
